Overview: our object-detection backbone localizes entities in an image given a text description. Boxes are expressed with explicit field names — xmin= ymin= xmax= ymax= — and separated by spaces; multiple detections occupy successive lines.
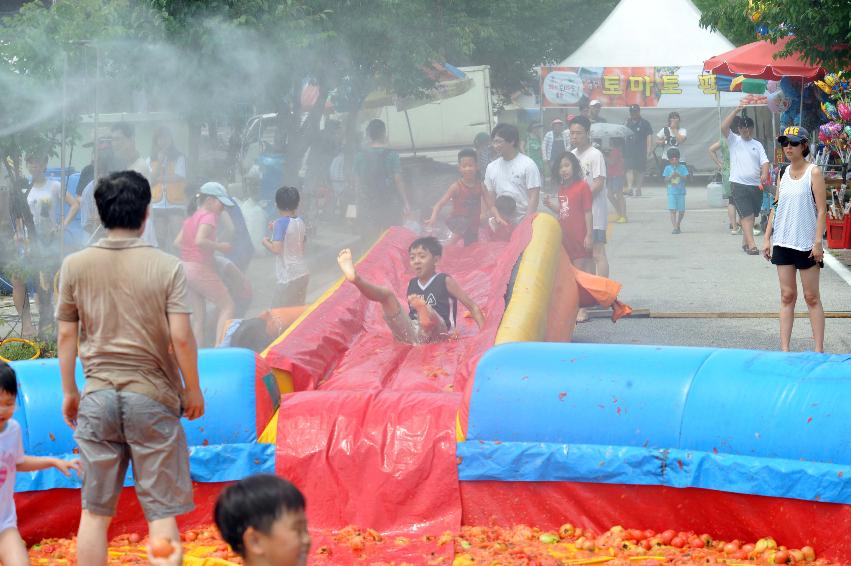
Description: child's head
xmin=667 ymin=147 xmax=680 ymax=163
xmin=0 ymin=363 xmax=17 ymax=427
xmin=473 ymin=132 xmax=490 ymax=149
xmin=214 ymin=475 xmax=309 ymax=565
xmin=408 ymin=236 xmax=442 ymax=279
xmin=551 ymin=152 xmax=583 ymax=184
xmin=94 ymin=170 xmax=152 ymax=231
xmin=366 ymin=119 xmax=387 ymax=143
xmin=457 ymin=148 xmax=478 ymax=179
xmin=275 ymin=186 xmax=300 ymax=212
xmin=198 ymin=182 xmax=236 ymax=214
xmin=495 ymin=195 xmax=516 ymax=219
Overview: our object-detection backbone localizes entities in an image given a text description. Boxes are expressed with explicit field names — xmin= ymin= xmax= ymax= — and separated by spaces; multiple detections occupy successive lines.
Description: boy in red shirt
xmin=427 ymin=148 xmax=500 ymax=245
xmin=544 ymin=152 xmax=593 ymax=273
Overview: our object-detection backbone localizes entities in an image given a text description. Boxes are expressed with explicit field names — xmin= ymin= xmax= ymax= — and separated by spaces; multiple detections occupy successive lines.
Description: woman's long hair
xmin=150 ymin=126 xmax=182 ymax=162
xmin=551 ymin=152 xmax=584 ymax=185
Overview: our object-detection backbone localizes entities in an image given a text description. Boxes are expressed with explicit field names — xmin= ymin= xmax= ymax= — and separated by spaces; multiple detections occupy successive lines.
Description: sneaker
xmin=672 ymin=228 xmax=681 ymax=234
xmin=729 ymin=228 xmax=739 ymax=235
xmin=753 ymin=227 xmax=762 ymax=236
xmin=616 ymin=216 xmax=627 ymax=223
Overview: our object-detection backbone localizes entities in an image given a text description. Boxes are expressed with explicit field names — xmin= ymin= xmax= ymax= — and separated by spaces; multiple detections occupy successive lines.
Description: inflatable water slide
xmin=12 ymin=213 xmax=851 ymax=563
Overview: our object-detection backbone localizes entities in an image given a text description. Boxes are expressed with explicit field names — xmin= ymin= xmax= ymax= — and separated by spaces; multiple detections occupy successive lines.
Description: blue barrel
xmin=258 ymin=154 xmax=285 ymax=203
xmin=10 ymin=348 xmax=273 ymax=491
xmin=459 ymin=343 xmax=851 ymax=504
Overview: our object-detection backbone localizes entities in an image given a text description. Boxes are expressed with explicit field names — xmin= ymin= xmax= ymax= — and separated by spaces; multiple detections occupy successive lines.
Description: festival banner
xmin=540 ymin=66 xmax=741 ymax=109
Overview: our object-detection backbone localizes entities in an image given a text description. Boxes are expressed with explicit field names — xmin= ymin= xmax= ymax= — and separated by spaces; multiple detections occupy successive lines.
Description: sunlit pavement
xmin=571 ymin=184 xmax=851 ymax=354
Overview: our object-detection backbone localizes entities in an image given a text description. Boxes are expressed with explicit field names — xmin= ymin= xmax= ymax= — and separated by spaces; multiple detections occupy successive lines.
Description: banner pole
xmin=538 ymin=66 xmax=545 ymax=129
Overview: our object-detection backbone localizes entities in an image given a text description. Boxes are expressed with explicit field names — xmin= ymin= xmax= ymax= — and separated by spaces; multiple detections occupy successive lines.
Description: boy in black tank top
xmin=337 ymin=237 xmax=485 ymax=344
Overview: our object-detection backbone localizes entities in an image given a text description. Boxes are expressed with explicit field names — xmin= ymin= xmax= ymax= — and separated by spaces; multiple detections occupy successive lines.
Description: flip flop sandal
xmin=746 ymin=247 xmax=760 ymax=255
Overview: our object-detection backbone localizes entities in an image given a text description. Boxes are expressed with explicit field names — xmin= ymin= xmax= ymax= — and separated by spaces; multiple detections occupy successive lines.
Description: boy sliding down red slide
xmin=337 ymin=237 xmax=485 ymax=344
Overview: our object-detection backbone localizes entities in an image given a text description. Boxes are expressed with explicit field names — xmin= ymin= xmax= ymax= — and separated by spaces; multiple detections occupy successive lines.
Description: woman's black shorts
xmin=771 ymin=245 xmax=823 ymax=270
xmin=731 ymin=182 xmax=763 ymax=218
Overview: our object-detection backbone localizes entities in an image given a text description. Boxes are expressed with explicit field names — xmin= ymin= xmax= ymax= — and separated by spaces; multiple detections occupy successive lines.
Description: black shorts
xmin=446 ymin=215 xmax=479 ymax=245
xmin=731 ymin=182 xmax=762 ymax=218
xmin=770 ymin=245 xmax=823 ymax=270
xmin=625 ymin=153 xmax=646 ymax=172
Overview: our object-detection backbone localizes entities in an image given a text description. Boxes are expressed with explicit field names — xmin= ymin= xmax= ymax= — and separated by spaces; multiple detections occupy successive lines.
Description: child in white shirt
xmin=0 ymin=363 xmax=80 ymax=564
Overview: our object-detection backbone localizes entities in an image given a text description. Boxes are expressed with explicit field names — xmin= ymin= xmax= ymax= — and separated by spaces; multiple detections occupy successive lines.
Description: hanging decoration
xmin=815 ymin=73 xmax=851 ymax=163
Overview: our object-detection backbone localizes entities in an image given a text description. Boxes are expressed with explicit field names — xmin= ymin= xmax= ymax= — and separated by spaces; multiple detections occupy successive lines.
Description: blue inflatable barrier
xmin=459 ymin=343 xmax=851 ymax=504
xmin=11 ymin=348 xmax=273 ymax=493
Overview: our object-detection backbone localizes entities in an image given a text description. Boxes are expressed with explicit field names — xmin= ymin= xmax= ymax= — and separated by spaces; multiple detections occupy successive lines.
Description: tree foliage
xmin=442 ymin=0 xmax=618 ymax=101
xmin=0 ymin=0 xmax=153 ymax=180
xmin=0 ymin=0 xmax=617 ymax=184
xmin=696 ymin=0 xmax=851 ymax=70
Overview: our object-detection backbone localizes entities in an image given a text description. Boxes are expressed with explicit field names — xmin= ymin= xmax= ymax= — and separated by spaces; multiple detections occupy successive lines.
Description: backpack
xmin=360 ymin=149 xmax=397 ymax=201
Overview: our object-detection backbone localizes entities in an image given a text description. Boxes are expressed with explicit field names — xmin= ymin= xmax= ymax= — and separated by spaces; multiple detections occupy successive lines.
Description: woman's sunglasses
xmin=780 ymin=139 xmax=803 ymax=147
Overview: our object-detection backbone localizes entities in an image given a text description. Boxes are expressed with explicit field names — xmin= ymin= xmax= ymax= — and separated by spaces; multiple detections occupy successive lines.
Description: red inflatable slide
xmin=263 ymin=224 xmax=533 ymax=552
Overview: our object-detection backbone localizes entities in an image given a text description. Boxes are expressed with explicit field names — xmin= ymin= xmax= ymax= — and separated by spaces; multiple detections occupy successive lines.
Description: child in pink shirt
xmin=176 ymin=182 xmax=236 ymax=343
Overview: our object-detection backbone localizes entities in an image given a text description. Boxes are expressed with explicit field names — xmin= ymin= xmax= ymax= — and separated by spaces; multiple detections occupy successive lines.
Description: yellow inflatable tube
xmin=495 ymin=213 xmax=576 ymax=344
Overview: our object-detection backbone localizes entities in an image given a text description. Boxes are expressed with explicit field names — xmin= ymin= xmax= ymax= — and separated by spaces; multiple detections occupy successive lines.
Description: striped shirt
xmin=543 ymin=130 xmax=571 ymax=163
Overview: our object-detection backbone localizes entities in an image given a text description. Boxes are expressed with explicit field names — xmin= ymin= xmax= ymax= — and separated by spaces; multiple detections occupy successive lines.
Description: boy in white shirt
xmin=569 ymin=116 xmax=609 ymax=278
xmin=262 ymin=187 xmax=309 ymax=307
xmin=0 ymin=363 xmax=80 ymax=565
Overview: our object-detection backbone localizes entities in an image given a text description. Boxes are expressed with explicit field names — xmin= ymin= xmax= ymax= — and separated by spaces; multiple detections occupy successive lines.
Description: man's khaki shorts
xmin=74 ymin=389 xmax=194 ymax=521
xmin=383 ymin=300 xmax=449 ymax=344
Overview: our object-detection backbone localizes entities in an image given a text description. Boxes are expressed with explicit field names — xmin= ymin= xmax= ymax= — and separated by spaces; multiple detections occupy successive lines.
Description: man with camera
xmin=624 ymin=104 xmax=653 ymax=197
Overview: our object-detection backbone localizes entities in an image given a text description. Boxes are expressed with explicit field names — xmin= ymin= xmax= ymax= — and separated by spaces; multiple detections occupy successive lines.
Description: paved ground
xmin=571 ymin=184 xmax=851 ymax=354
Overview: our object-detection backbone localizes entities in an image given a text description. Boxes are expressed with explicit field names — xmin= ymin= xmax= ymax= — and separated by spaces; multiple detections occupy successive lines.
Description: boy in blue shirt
xmin=663 ymin=148 xmax=689 ymax=234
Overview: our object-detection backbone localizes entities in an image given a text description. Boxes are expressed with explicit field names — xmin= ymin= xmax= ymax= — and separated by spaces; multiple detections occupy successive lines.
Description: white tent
xmin=556 ymin=0 xmax=751 ymax=172
xmin=561 ymin=0 xmax=734 ymax=68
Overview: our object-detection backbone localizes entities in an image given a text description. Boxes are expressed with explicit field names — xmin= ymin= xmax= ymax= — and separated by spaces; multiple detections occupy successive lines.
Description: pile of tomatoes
xmin=449 ymin=524 xmax=836 ymax=566
xmin=29 ymin=527 xmax=244 ymax=565
xmin=27 ymin=522 xmax=838 ymax=565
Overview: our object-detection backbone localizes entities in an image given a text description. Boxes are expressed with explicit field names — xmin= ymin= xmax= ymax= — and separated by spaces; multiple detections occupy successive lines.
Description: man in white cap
xmin=543 ymin=118 xmax=570 ymax=181
xmin=589 ymin=100 xmax=607 ymax=124
xmin=722 ymin=103 xmax=769 ymax=255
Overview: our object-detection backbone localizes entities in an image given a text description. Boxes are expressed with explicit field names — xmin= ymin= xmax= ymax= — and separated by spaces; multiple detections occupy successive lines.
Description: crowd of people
xmin=417 ymin=100 xmax=826 ymax=346
xmin=0 ymin=159 xmax=318 ymax=564
xmin=4 ymin=121 xmax=300 ymax=346
xmin=0 ymin=93 xmax=832 ymax=566
xmin=4 ymin=97 xmax=830 ymax=352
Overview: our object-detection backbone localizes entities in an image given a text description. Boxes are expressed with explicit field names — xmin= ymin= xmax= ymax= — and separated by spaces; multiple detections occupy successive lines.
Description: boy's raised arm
xmin=445 ymin=276 xmax=485 ymax=329
xmin=427 ymin=185 xmax=456 ymax=226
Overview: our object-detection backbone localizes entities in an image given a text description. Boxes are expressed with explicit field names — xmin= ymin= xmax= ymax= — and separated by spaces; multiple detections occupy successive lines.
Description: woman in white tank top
xmin=762 ymin=126 xmax=827 ymax=352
